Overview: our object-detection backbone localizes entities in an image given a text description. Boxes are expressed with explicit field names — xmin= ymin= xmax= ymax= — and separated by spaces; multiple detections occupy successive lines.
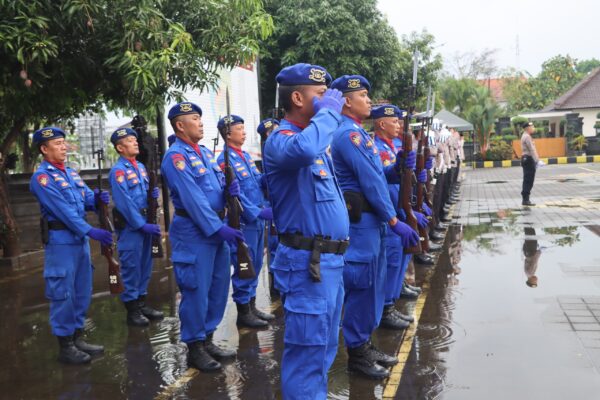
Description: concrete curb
xmin=465 ymin=155 xmax=600 ymax=168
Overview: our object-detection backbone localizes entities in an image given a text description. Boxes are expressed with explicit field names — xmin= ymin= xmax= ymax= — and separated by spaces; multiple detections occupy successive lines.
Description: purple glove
xmin=414 ymin=211 xmax=428 ymax=228
xmin=151 ymin=187 xmax=160 ymax=199
xmin=93 ymin=189 xmax=110 ymax=205
xmin=258 ymin=207 xmax=273 ymax=221
xmin=140 ymin=223 xmax=161 ymax=236
xmin=217 ymin=224 xmax=244 ymax=246
xmin=417 ymin=170 xmax=427 ymax=183
xmin=425 ymin=156 xmax=434 ymax=170
xmin=395 ymin=150 xmax=416 ymax=170
xmin=228 ymin=179 xmax=240 ymax=197
xmin=390 ymin=221 xmax=420 ymax=248
xmin=87 ymin=227 xmax=113 ymax=246
xmin=312 ymin=88 xmax=344 ymax=115
xmin=422 ymin=203 xmax=432 ymax=217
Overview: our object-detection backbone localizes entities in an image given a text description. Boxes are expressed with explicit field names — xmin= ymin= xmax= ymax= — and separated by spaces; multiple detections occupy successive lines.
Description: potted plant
xmin=569 ymin=134 xmax=587 ymax=156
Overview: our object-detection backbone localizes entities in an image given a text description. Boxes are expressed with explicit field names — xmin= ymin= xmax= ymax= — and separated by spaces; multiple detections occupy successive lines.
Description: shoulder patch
xmin=171 ymin=154 xmax=186 ymax=171
xmin=350 ymin=132 xmax=362 ymax=146
xmin=37 ymin=174 xmax=49 ymax=187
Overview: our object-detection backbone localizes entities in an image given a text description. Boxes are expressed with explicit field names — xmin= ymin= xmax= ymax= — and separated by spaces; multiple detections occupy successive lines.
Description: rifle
xmin=224 ymin=88 xmax=256 ymax=279
xmin=400 ymin=50 xmax=422 ymax=254
xmin=95 ymin=149 xmax=124 ymax=294
xmin=132 ymin=115 xmax=164 ymax=258
xmin=415 ymin=108 xmax=430 ymax=253
xmin=424 ymin=89 xmax=434 ymax=208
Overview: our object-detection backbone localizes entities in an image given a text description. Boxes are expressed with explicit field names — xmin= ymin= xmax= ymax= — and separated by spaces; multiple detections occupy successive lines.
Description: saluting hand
xmin=312 ymin=88 xmax=344 ymax=114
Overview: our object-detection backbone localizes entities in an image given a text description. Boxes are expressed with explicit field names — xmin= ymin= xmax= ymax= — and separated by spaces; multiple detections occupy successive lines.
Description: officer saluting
xmin=216 ymin=115 xmax=275 ymax=328
xmin=161 ymin=102 xmax=244 ymax=372
xmin=108 ymin=128 xmax=163 ymax=326
xmin=30 ymin=127 xmax=112 ymax=364
xmin=329 ymin=76 xmax=419 ymax=379
xmin=263 ymin=63 xmax=348 ymax=400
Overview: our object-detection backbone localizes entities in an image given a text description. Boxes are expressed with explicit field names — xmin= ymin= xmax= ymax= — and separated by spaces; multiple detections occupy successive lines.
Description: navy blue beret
xmin=217 ymin=115 xmax=244 ymax=131
xmin=110 ymin=127 xmax=137 ymax=145
xmin=331 ymin=75 xmax=371 ymax=93
xmin=167 ymin=134 xmax=176 ymax=147
xmin=276 ymin=63 xmax=332 ymax=86
xmin=33 ymin=126 xmax=66 ymax=145
xmin=257 ymin=118 xmax=279 ymax=136
xmin=167 ymin=102 xmax=202 ymax=120
xmin=397 ymin=108 xmax=408 ymax=119
xmin=371 ymin=105 xmax=400 ymax=120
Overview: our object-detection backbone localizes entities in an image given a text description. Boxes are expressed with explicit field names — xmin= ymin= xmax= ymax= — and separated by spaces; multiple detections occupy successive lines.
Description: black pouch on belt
xmin=343 ymin=191 xmax=363 ymax=223
xmin=309 ymin=235 xmax=323 ymax=283
xmin=112 ymin=208 xmax=127 ymax=230
xmin=40 ymin=217 xmax=49 ymax=245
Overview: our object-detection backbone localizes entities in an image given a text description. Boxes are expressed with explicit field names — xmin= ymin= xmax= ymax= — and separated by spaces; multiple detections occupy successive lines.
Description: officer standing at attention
xmin=520 ymin=121 xmax=540 ymax=206
xmin=371 ymin=105 xmax=419 ymax=329
xmin=263 ymin=63 xmax=348 ymax=400
xmin=216 ymin=115 xmax=275 ymax=328
xmin=108 ymin=128 xmax=163 ymax=327
xmin=30 ymin=127 xmax=112 ymax=364
xmin=329 ymin=76 xmax=420 ymax=379
xmin=161 ymin=102 xmax=244 ymax=372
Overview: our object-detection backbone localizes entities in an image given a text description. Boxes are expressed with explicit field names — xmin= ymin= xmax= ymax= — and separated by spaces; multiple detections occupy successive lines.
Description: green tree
xmin=464 ymin=86 xmax=501 ymax=154
xmin=0 ymin=0 xmax=272 ymax=256
xmin=576 ymin=58 xmax=600 ymax=75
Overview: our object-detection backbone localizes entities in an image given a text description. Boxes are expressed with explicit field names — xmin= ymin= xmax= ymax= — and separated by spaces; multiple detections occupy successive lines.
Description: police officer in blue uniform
xmin=257 ymin=118 xmax=280 ymax=268
xmin=161 ymin=102 xmax=244 ymax=372
xmin=372 ymin=105 xmax=418 ymax=329
xmin=329 ymin=76 xmax=419 ymax=379
xmin=30 ymin=127 xmax=112 ymax=364
xmin=108 ymin=128 xmax=163 ymax=326
xmin=216 ymin=115 xmax=275 ymax=328
xmin=263 ymin=63 xmax=348 ymax=400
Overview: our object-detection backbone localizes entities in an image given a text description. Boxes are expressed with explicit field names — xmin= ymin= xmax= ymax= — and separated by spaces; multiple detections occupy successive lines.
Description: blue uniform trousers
xmin=272 ymin=245 xmax=344 ymax=400
xmin=342 ymin=217 xmax=387 ymax=348
xmin=231 ymin=219 xmax=265 ymax=304
xmin=384 ymin=233 xmax=405 ymax=305
xmin=397 ymin=254 xmax=412 ymax=300
xmin=43 ymin=241 xmax=93 ymax=337
xmin=170 ymin=223 xmax=230 ymax=343
xmin=267 ymin=229 xmax=278 ymax=268
xmin=117 ymin=228 xmax=153 ymax=302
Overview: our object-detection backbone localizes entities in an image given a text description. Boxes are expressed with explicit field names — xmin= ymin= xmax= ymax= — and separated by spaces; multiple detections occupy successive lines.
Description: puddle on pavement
xmin=484 ymin=180 xmax=508 ymax=184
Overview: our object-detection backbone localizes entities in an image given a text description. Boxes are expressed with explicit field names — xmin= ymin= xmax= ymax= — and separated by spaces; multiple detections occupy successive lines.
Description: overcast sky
xmin=378 ymin=0 xmax=598 ymax=76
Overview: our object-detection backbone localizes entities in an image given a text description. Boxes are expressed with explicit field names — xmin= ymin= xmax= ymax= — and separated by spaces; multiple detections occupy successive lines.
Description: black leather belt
xmin=279 ymin=232 xmax=349 ymax=283
xmin=279 ymin=233 xmax=349 ymax=255
xmin=48 ymin=220 xmax=68 ymax=230
xmin=175 ymin=208 xmax=225 ymax=220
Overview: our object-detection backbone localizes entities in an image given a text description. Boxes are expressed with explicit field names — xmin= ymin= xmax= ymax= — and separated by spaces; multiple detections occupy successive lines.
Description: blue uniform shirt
xmin=160 ymin=137 xmax=226 ymax=238
xmin=217 ymin=146 xmax=263 ymax=224
xmin=30 ymin=160 xmax=95 ymax=243
xmin=330 ymin=116 xmax=398 ymax=224
xmin=263 ymin=109 xmax=349 ymax=241
xmin=109 ymin=156 xmax=149 ymax=230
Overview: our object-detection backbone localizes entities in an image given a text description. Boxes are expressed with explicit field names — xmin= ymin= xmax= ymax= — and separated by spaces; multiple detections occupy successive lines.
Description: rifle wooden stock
xmin=415 ymin=126 xmax=430 ymax=252
xmin=400 ymin=130 xmax=422 ymax=254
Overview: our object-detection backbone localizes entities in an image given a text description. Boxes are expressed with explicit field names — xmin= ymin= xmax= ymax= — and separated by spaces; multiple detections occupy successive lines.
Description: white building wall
xmin=577 ymin=108 xmax=600 ymax=137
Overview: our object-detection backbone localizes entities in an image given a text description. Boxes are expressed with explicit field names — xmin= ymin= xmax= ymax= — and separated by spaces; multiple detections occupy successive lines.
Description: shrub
xmin=511 ymin=116 xmax=528 ymax=129
xmin=569 ymin=134 xmax=587 ymax=151
xmin=502 ymin=134 xmax=518 ymax=141
xmin=501 ymin=127 xmax=514 ymax=135
xmin=485 ymin=141 xmax=513 ymax=161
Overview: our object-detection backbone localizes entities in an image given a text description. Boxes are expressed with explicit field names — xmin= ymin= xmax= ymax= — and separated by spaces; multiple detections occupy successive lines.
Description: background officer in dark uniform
xmin=263 ymin=63 xmax=348 ymax=400
xmin=30 ymin=127 xmax=112 ymax=364
xmin=216 ymin=115 xmax=275 ymax=328
xmin=161 ymin=102 xmax=244 ymax=372
xmin=109 ymin=128 xmax=163 ymax=326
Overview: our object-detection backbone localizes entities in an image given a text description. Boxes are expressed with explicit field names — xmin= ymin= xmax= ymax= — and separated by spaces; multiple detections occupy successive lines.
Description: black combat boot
xmin=347 ymin=342 xmax=389 ymax=379
xmin=434 ymin=223 xmax=448 ymax=232
xmin=250 ymin=296 xmax=275 ymax=321
xmin=522 ymin=197 xmax=535 ymax=206
xmin=205 ymin=333 xmax=236 ymax=360
xmin=187 ymin=341 xmax=221 ymax=372
xmin=405 ymin=283 xmax=422 ymax=294
xmin=73 ymin=328 xmax=104 ymax=355
xmin=236 ymin=302 xmax=268 ymax=328
xmin=414 ymin=253 xmax=434 ymax=266
xmin=124 ymin=300 xmax=150 ymax=327
xmin=394 ymin=309 xmax=415 ymax=323
xmin=380 ymin=305 xmax=409 ymax=330
xmin=428 ymin=242 xmax=442 ymax=252
xmin=367 ymin=341 xmax=398 ymax=367
xmin=138 ymin=295 xmax=164 ymax=321
xmin=430 ymin=230 xmax=445 ymax=241
xmin=400 ymin=283 xmax=419 ymax=300
xmin=57 ymin=335 xmax=91 ymax=365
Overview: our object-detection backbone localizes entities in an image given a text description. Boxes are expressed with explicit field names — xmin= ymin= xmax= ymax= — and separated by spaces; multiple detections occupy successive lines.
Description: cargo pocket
xmin=44 ymin=268 xmax=69 ymax=301
xmin=343 ymin=257 xmax=373 ymax=290
xmin=312 ymin=166 xmax=336 ymax=202
xmin=283 ymin=295 xmax=328 ymax=346
xmin=172 ymin=251 xmax=198 ymax=290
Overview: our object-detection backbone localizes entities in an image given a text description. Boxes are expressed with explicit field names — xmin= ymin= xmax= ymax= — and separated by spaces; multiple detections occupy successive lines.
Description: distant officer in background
xmin=520 ymin=121 xmax=540 ymax=206
xmin=109 ymin=128 xmax=163 ymax=327
xmin=161 ymin=102 xmax=244 ymax=372
xmin=30 ymin=127 xmax=112 ymax=365
xmin=263 ymin=63 xmax=348 ymax=400
xmin=216 ymin=115 xmax=275 ymax=328
xmin=330 ymin=76 xmax=419 ymax=379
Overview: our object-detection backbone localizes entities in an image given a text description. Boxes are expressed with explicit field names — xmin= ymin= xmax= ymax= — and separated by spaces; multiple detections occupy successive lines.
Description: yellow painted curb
xmin=483 ymin=161 xmax=494 ymax=168
xmin=501 ymin=160 xmax=512 ymax=167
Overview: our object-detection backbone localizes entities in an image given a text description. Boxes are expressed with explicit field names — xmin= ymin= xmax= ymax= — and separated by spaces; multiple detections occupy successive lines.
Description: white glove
xmin=536 ymin=160 xmax=545 ymax=168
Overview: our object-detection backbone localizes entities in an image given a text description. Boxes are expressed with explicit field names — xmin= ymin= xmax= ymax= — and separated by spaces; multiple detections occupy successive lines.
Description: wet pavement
xmin=2 ymin=163 xmax=600 ymax=399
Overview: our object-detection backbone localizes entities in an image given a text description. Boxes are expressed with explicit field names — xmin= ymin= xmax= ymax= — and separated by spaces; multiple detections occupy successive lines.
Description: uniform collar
xmin=284 ymin=118 xmax=308 ymax=130
xmin=342 ymin=114 xmax=363 ymax=127
xmin=44 ymin=159 xmax=66 ymax=173
xmin=176 ymin=136 xmax=201 ymax=155
xmin=375 ymin=133 xmax=395 ymax=150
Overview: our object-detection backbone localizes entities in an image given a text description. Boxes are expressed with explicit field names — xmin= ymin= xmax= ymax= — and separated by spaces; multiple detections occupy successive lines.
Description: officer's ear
xmin=290 ymin=89 xmax=305 ymax=108
xmin=39 ymin=143 xmax=48 ymax=156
